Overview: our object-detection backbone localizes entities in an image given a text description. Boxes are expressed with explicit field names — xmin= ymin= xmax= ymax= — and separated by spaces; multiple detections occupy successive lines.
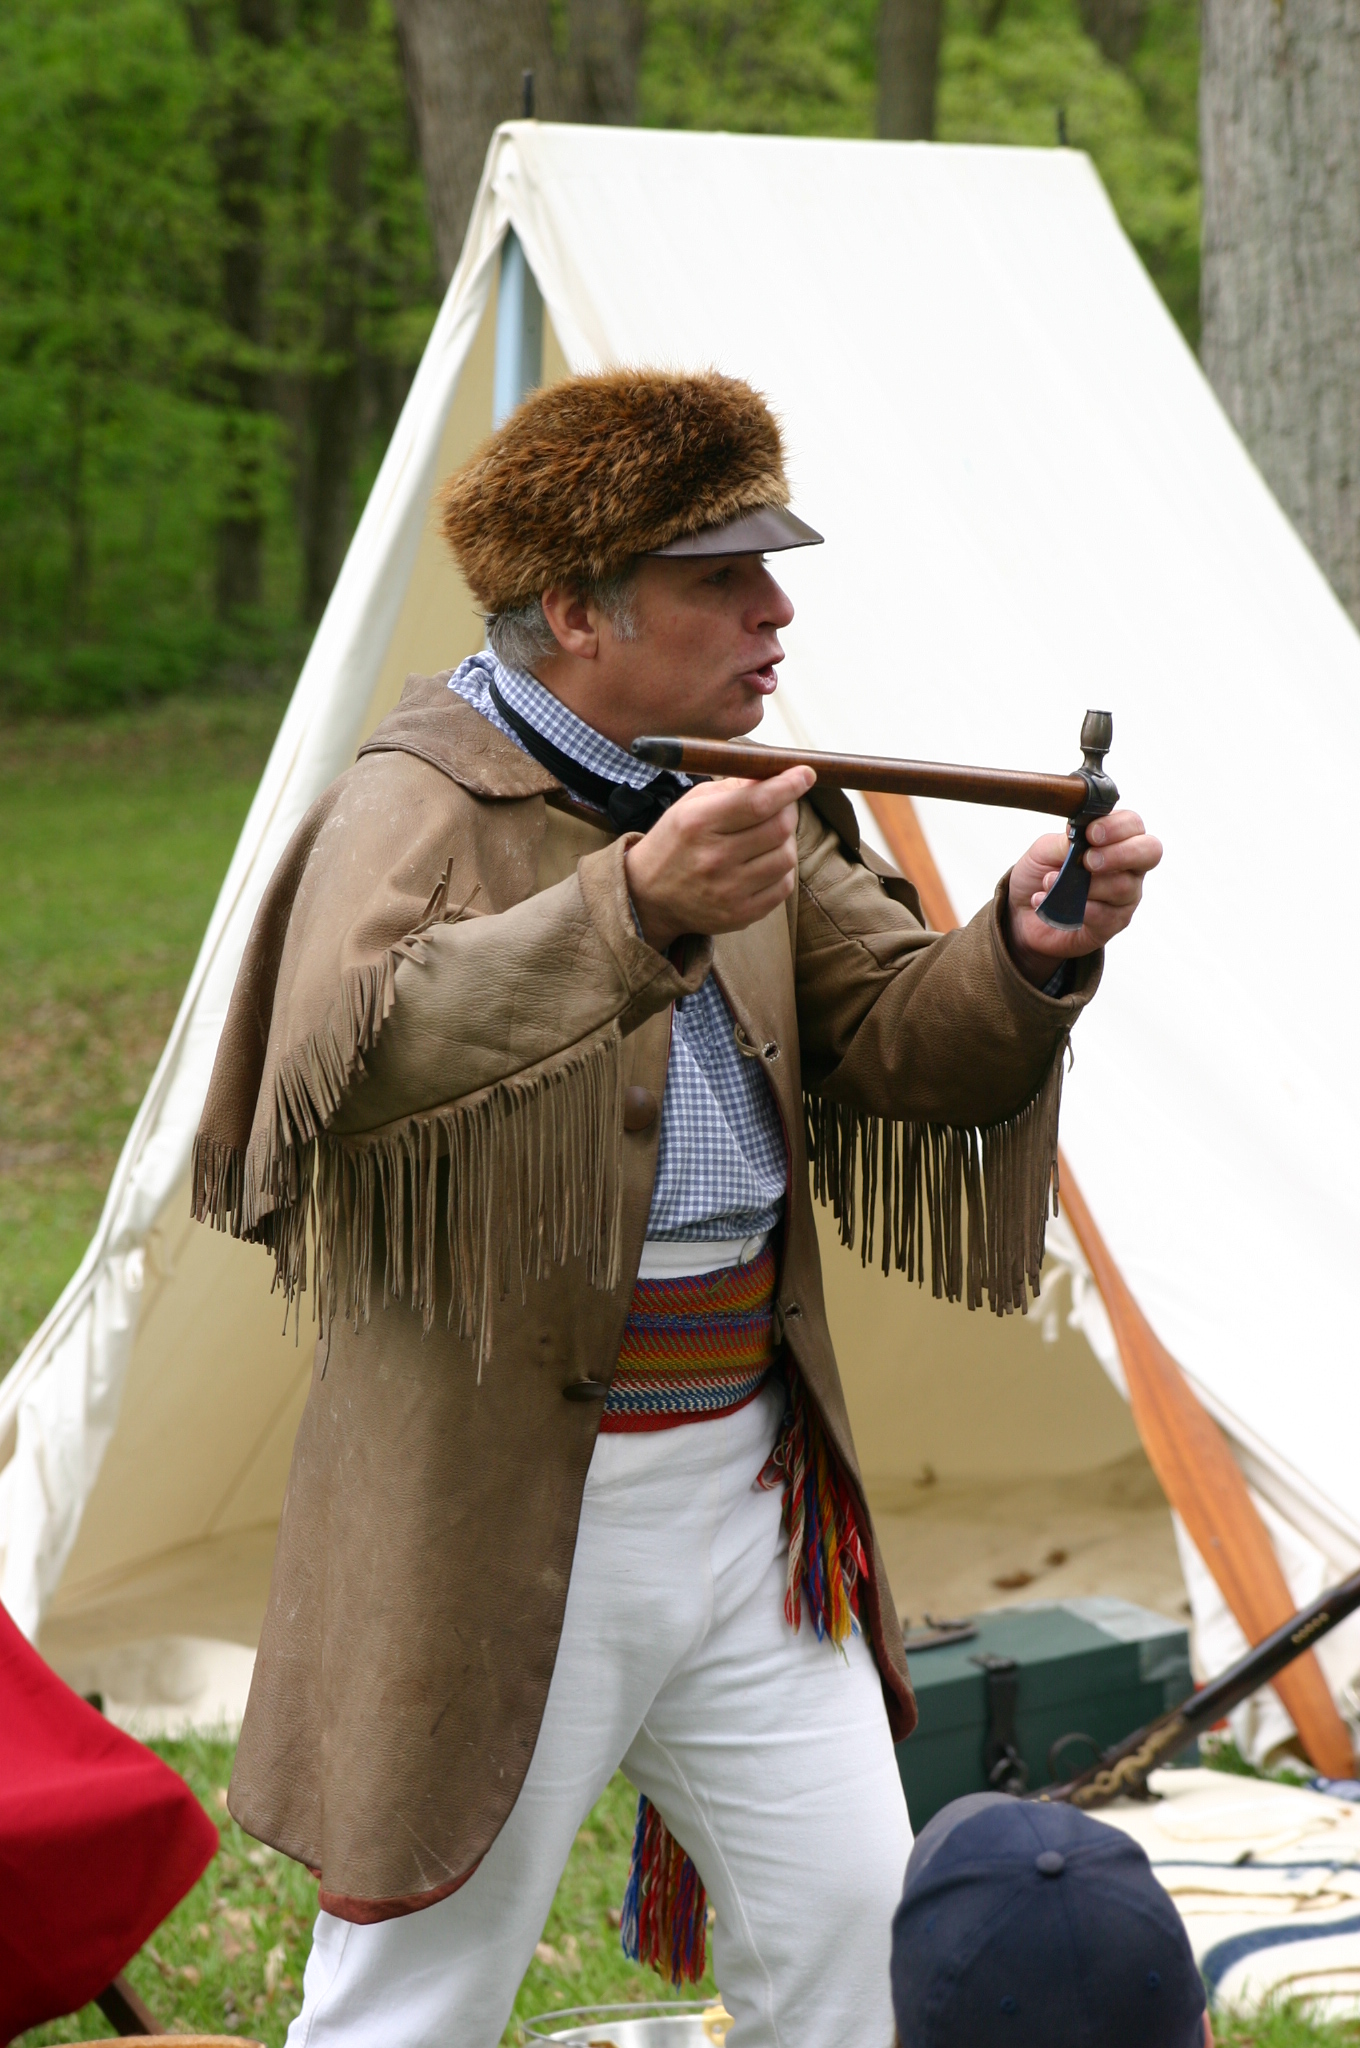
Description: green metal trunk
xmin=895 ymin=1596 xmax=1194 ymax=1829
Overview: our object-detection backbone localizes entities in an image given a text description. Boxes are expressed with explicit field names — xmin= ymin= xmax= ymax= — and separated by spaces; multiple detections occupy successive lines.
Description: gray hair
xmin=485 ymin=568 xmax=639 ymax=672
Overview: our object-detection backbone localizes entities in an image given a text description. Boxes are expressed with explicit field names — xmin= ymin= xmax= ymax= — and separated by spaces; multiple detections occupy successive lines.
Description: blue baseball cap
xmin=891 ymin=1794 xmax=1207 ymax=2048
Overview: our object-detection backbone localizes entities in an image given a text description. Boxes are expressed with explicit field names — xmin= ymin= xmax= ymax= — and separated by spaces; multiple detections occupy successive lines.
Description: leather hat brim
xmin=647 ymin=504 xmax=824 ymax=557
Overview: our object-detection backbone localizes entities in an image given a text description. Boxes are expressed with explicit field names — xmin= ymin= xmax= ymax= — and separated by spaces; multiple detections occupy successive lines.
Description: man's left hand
xmin=1007 ymin=808 xmax=1162 ymax=985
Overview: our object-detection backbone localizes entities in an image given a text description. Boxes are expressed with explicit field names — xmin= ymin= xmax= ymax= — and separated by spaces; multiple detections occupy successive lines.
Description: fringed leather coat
xmin=193 ymin=674 xmax=1100 ymax=1921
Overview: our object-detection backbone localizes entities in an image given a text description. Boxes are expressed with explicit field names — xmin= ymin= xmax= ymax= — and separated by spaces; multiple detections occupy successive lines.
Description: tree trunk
xmin=877 ymin=0 xmax=944 ymax=140
xmin=391 ymin=0 xmax=559 ymax=286
xmin=1077 ymin=0 xmax=1147 ymax=65
xmin=63 ymin=373 xmax=90 ymax=637
xmin=61 ymin=115 xmax=91 ymax=638
xmin=566 ymin=0 xmax=645 ymax=123
xmin=215 ymin=0 xmax=280 ymax=620
xmin=302 ymin=0 xmax=368 ymax=621
xmin=1201 ymin=0 xmax=1360 ymax=625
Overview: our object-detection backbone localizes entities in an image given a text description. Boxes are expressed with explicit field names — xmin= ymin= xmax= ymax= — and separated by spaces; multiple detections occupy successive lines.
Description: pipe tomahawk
xmin=632 ymin=709 xmax=1118 ymax=930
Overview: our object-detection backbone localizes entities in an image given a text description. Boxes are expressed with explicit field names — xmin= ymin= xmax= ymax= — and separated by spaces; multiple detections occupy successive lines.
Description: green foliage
xmin=0 ymin=0 xmax=436 ymax=714
xmin=639 ymin=0 xmax=1200 ymax=341
xmin=937 ymin=0 xmax=1200 ymax=340
xmin=0 ymin=0 xmax=1201 ymax=715
xmin=639 ymin=0 xmax=877 ymax=136
xmin=0 ymin=0 xmax=1202 ymax=715
xmin=0 ymin=0 xmax=229 ymax=706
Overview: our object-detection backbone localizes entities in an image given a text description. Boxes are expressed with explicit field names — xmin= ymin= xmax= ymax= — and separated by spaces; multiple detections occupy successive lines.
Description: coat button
xmin=562 ymin=1378 xmax=610 ymax=1402
xmin=622 ymin=1086 xmax=658 ymax=1132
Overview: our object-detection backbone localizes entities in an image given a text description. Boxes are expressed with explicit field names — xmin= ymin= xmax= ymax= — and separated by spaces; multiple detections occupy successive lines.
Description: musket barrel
xmin=631 ymin=737 xmax=1089 ymax=817
xmin=1041 ymin=1560 xmax=1360 ymax=1810
xmin=1187 ymin=1563 xmax=1360 ymax=1733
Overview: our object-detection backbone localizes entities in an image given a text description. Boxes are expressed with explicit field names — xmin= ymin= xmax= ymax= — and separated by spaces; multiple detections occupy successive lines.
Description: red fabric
xmin=0 ymin=1601 xmax=219 ymax=2039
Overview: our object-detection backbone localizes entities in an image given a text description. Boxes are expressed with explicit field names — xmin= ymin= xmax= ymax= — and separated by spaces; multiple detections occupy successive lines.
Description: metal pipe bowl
xmin=523 ymin=2001 xmax=732 ymax=2045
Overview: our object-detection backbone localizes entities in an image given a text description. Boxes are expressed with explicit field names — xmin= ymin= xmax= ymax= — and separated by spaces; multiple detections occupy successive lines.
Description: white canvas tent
xmin=3 ymin=123 xmax=1359 ymax=1755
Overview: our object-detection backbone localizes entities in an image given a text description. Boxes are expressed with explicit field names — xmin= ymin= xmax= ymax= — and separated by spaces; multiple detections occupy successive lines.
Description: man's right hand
xmin=624 ymin=765 xmax=816 ymax=953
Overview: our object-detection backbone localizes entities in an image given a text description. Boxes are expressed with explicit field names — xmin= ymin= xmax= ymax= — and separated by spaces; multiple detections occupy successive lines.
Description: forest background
xmin=0 ymin=0 xmax=1199 ymax=715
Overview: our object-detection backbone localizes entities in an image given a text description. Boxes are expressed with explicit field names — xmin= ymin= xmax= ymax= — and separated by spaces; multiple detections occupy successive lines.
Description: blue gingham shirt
xmin=450 ymin=652 xmax=788 ymax=1242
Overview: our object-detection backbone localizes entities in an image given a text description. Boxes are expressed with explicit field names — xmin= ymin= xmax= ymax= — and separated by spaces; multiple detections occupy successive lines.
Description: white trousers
xmin=287 ymin=1385 xmax=911 ymax=2048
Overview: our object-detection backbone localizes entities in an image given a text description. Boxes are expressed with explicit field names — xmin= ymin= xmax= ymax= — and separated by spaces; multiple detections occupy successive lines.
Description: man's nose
xmin=750 ymin=569 xmax=795 ymax=631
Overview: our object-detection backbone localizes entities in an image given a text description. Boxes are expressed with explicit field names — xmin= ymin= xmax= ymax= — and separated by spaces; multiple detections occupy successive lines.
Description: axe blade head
xmin=1035 ymin=843 xmax=1090 ymax=929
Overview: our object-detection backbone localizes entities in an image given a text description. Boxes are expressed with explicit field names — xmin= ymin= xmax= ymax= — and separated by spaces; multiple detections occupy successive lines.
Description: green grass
xmin=0 ymin=691 xmax=287 ymax=1375
xmin=14 ymin=1736 xmax=714 ymax=2044
xmin=1216 ymin=2013 xmax=1360 ymax=2046
xmin=8 ymin=1728 xmax=1350 ymax=2045
xmin=18 ymin=1734 xmax=316 ymax=2046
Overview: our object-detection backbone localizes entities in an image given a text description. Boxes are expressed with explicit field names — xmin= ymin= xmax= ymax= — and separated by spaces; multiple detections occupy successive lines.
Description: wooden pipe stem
xmin=632 ymin=737 xmax=1088 ymax=817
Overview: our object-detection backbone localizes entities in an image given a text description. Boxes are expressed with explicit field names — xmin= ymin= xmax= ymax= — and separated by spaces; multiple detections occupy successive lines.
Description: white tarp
xmin=1100 ymin=1771 xmax=1360 ymax=2018
xmin=3 ymin=123 xmax=1358 ymax=1744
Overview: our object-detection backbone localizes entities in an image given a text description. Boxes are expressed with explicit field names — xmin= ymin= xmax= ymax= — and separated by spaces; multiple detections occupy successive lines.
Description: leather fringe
xmin=194 ymin=1022 xmax=623 ymax=1374
xmin=318 ymin=1026 xmax=624 ymax=1373
xmin=190 ymin=870 xmax=625 ymax=1370
xmin=192 ymin=860 xmax=471 ymax=1242
xmin=803 ymin=1040 xmax=1067 ymax=1316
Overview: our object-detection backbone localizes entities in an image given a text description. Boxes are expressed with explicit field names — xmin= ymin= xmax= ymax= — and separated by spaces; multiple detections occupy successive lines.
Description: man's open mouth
xmin=741 ymin=662 xmax=780 ymax=694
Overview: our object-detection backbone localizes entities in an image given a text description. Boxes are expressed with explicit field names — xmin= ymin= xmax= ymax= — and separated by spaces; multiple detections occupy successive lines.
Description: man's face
xmin=537 ymin=551 xmax=796 ymax=749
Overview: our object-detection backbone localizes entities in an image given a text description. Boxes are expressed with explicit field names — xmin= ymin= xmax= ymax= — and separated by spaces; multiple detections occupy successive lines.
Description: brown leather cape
xmin=192 ymin=674 xmax=1100 ymax=1921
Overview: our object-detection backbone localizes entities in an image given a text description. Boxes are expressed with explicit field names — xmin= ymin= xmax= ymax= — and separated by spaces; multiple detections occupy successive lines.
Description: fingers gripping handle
xmin=1035 ymin=710 xmax=1119 ymax=931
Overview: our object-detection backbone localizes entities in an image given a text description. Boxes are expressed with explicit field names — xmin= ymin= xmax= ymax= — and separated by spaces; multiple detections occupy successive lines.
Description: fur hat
xmin=438 ymin=369 xmax=789 ymax=614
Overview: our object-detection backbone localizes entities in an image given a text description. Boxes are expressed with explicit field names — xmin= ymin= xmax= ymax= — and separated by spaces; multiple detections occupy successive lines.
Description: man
xmin=193 ymin=369 xmax=1160 ymax=2047
xmin=890 ymin=1795 xmax=1211 ymax=2047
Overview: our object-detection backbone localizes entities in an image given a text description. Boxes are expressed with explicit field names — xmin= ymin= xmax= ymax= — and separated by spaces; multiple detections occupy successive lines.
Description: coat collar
xmin=356 ymin=672 xmax=880 ymax=877
xmin=357 ymin=671 xmax=560 ymax=801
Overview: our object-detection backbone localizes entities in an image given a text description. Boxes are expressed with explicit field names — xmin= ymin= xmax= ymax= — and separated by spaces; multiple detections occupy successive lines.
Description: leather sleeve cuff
xmin=577 ymin=834 xmax=714 ymax=1031
xmin=988 ymin=874 xmax=1102 ymax=1014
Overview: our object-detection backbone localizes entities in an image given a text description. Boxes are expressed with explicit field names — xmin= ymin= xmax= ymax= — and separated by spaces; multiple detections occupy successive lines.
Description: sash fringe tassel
xmin=621 ymin=1793 xmax=708 ymax=1988
xmin=758 ymin=1366 xmax=868 ymax=1648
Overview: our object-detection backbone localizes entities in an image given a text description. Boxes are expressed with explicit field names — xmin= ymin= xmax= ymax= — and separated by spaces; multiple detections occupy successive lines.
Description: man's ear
xmin=541 ymin=586 xmax=599 ymax=659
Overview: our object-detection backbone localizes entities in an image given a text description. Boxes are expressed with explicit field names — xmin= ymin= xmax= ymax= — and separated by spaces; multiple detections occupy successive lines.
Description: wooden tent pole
xmin=863 ymin=790 xmax=1355 ymax=1776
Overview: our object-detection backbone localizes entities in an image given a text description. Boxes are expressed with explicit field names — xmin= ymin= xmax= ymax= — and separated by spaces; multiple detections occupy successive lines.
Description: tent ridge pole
xmin=493 ymin=229 xmax=544 ymax=427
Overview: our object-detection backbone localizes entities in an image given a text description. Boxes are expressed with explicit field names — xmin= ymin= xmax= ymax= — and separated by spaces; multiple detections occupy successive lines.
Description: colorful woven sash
xmin=599 ymin=1244 xmax=777 ymax=1433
